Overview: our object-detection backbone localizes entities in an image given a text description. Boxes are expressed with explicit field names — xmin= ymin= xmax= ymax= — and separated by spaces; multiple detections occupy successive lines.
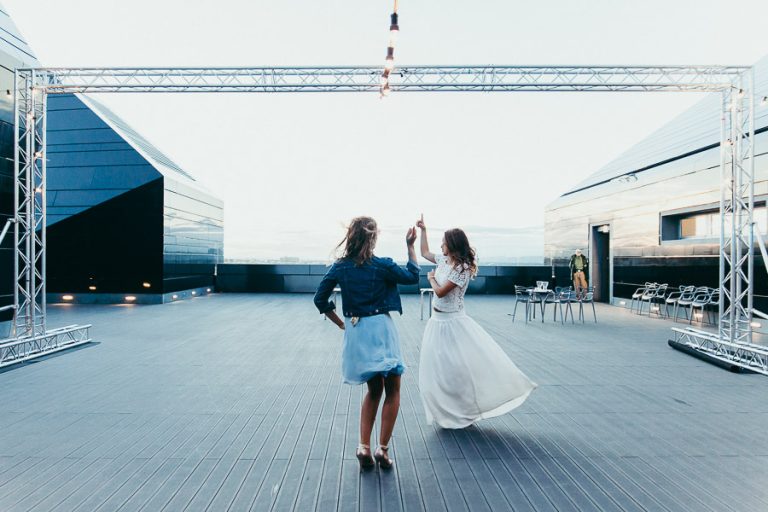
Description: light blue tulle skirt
xmin=341 ymin=313 xmax=406 ymax=385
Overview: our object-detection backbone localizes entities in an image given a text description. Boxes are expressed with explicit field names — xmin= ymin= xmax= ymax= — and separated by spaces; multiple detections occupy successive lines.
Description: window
xmin=661 ymin=205 xmax=766 ymax=242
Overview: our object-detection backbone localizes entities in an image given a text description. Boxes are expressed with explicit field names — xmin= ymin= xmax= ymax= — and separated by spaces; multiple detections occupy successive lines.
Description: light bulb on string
xmin=385 ymin=45 xmax=395 ymax=72
xmin=389 ymin=12 xmax=399 ymax=47
xmin=379 ymin=0 xmax=399 ymax=98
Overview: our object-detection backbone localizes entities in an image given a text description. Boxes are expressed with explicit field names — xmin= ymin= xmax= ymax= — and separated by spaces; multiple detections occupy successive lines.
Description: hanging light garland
xmin=380 ymin=0 xmax=399 ymax=98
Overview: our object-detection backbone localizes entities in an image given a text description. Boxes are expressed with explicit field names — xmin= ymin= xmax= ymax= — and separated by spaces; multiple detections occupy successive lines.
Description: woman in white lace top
xmin=417 ymin=215 xmax=537 ymax=429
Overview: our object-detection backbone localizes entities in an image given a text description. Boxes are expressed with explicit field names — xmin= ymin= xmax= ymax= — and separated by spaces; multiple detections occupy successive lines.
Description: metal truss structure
xmin=719 ymin=72 xmax=756 ymax=345
xmin=0 ymin=323 xmax=91 ymax=368
xmin=13 ymin=70 xmax=46 ymax=339
xmin=4 ymin=64 xmax=762 ymax=370
xmin=36 ymin=65 xmax=747 ymax=93
xmin=671 ymin=327 xmax=767 ymax=376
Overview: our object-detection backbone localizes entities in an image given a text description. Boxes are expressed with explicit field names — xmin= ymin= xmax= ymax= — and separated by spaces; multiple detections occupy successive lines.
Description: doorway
xmin=591 ymin=224 xmax=611 ymax=302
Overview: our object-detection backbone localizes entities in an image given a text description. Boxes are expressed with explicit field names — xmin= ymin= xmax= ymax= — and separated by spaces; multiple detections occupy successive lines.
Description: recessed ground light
xmin=88 ymin=285 xmax=97 ymax=291
xmin=125 ymin=296 xmax=136 ymax=302
xmin=172 ymin=294 xmax=178 ymax=300
xmin=142 ymin=282 xmax=151 ymax=288
xmin=62 ymin=295 xmax=74 ymax=301
xmin=619 ymin=301 xmax=626 ymax=306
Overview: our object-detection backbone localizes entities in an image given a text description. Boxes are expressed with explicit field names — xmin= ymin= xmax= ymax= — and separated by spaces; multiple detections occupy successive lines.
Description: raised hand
xmin=416 ymin=213 xmax=426 ymax=230
xmin=406 ymin=227 xmax=417 ymax=246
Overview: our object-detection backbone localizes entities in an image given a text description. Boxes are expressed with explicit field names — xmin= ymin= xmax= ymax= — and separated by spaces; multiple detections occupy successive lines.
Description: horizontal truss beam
xmin=671 ymin=327 xmax=768 ymax=375
xmin=30 ymin=65 xmax=749 ymax=94
xmin=0 ymin=324 xmax=91 ymax=368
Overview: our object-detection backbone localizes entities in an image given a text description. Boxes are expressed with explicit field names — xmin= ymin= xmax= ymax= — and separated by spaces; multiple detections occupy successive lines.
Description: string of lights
xmin=380 ymin=0 xmax=399 ymax=97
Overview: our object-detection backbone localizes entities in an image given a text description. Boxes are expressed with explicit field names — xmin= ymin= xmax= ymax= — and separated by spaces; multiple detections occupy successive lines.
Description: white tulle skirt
xmin=419 ymin=310 xmax=537 ymax=429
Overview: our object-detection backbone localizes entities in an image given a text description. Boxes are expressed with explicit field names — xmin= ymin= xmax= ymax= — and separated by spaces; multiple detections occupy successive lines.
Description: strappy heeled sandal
xmin=374 ymin=444 xmax=393 ymax=469
xmin=356 ymin=443 xmax=375 ymax=469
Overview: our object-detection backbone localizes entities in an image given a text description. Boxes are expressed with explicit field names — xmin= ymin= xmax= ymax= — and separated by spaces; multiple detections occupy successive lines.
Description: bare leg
xmin=379 ymin=374 xmax=401 ymax=446
xmin=360 ymin=376 xmax=384 ymax=448
xmin=373 ymin=374 xmax=401 ymax=469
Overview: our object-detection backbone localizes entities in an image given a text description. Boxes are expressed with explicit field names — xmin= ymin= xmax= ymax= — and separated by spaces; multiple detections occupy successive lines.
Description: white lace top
xmin=432 ymin=254 xmax=471 ymax=312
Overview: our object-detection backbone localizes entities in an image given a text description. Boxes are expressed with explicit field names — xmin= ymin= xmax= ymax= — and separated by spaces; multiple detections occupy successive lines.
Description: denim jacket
xmin=314 ymin=256 xmax=420 ymax=318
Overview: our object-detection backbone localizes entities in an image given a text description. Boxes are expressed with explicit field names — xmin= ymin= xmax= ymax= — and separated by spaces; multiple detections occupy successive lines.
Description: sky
xmin=4 ymin=0 xmax=768 ymax=263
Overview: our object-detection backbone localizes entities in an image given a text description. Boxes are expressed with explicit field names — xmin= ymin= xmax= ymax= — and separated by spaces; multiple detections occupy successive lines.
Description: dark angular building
xmin=545 ymin=56 xmax=768 ymax=309
xmin=46 ymin=94 xmax=223 ymax=303
xmin=0 ymin=3 xmax=223 ymax=314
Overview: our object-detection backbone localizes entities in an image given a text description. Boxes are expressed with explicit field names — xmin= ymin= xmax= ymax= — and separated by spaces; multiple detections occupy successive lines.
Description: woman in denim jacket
xmin=314 ymin=216 xmax=419 ymax=470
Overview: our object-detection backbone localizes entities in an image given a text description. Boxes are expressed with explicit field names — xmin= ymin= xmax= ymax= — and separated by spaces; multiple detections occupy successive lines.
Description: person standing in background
xmin=569 ymin=249 xmax=588 ymax=298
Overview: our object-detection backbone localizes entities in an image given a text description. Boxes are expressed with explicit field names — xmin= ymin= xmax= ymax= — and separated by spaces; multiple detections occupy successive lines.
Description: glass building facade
xmin=45 ymin=94 xmax=224 ymax=299
xmin=0 ymin=4 xmax=40 ymax=322
xmin=0 ymin=3 xmax=223 ymax=311
xmin=545 ymin=55 xmax=768 ymax=308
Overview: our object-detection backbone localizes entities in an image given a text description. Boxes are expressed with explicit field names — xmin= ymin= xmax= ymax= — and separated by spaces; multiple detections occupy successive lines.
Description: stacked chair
xmin=665 ymin=285 xmax=694 ymax=318
xmin=637 ymin=283 xmax=668 ymax=316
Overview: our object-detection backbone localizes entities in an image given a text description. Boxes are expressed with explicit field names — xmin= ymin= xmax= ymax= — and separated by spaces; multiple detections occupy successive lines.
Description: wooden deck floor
xmin=0 ymin=294 xmax=766 ymax=511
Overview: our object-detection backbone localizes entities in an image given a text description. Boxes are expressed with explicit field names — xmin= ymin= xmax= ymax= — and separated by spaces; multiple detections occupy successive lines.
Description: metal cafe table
xmin=527 ymin=287 xmax=552 ymax=322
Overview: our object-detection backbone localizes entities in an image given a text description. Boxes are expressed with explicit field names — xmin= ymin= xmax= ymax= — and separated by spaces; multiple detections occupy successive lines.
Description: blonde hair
xmin=336 ymin=216 xmax=378 ymax=265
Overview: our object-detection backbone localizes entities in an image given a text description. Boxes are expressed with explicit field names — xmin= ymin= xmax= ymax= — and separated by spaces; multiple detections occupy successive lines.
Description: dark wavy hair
xmin=444 ymin=228 xmax=478 ymax=277
xmin=336 ymin=216 xmax=378 ymax=265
